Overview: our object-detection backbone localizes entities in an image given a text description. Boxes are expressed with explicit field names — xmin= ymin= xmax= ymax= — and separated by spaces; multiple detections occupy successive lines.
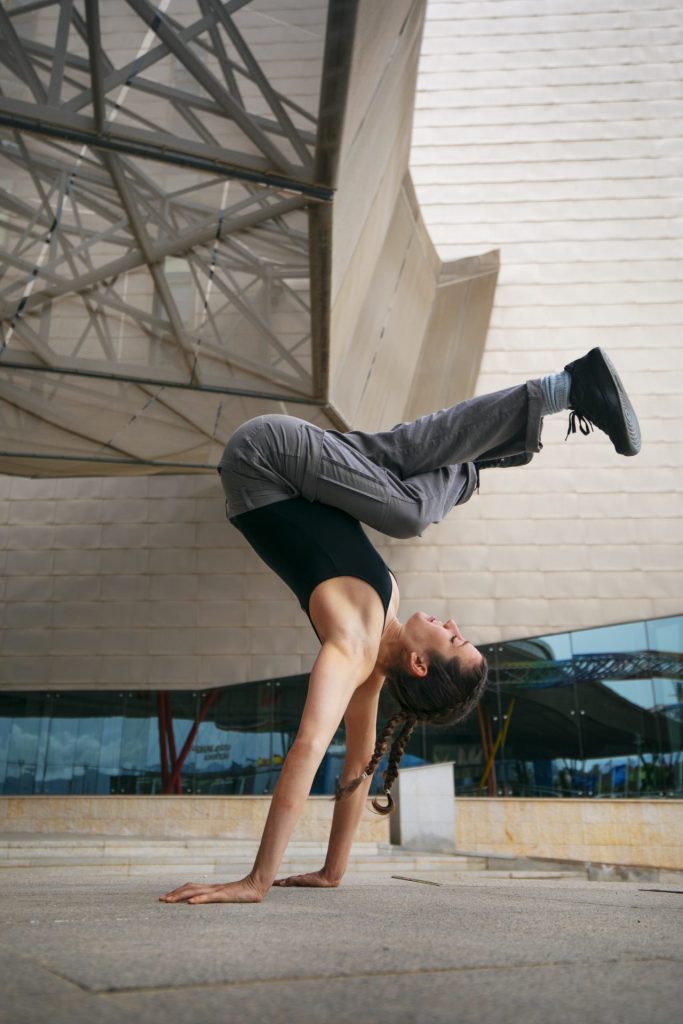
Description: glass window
xmin=1 ymin=616 xmax=681 ymax=798
xmin=489 ymin=633 xmax=584 ymax=797
xmin=646 ymin=616 xmax=683 ymax=796
xmin=570 ymin=621 xmax=666 ymax=797
xmin=3 ymin=694 xmax=48 ymax=794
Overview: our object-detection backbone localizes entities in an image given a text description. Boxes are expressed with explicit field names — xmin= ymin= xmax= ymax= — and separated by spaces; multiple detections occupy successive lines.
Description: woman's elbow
xmin=286 ymin=734 xmax=328 ymax=765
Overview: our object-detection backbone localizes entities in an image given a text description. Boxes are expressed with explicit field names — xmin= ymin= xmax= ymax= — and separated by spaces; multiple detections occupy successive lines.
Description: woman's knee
xmin=383 ymin=503 xmax=433 ymax=540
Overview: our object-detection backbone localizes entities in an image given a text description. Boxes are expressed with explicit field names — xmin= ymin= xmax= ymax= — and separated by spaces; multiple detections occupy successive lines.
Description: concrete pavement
xmin=1 ymin=865 xmax=682 ymax=1024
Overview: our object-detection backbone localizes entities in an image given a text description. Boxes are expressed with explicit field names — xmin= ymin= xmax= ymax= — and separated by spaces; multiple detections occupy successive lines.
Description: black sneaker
xmin=564 ymin=348 xmax=641 ymax=456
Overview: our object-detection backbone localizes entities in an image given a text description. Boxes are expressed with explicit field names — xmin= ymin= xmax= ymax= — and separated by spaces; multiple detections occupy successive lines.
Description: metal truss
xmin=0 ymin=0 xmax=352 ymax=474
xmin=496 ymin=650 xmax=683 ymax=690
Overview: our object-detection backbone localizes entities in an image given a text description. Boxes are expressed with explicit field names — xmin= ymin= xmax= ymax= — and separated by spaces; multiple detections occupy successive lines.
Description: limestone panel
xmin=0 ymin=795 xmax=390 ymax=844
xmin=455 ymin=797 xmax=683 ymax=871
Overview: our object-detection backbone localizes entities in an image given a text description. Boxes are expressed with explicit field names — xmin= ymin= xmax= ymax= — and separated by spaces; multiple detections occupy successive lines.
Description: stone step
xmin=0 ymin=858 xmax=490 ymax=874
xmin=0 ymin=834 xmax=490 ymax=875
xmin=0 ymin=836 xmax=375 ymax=854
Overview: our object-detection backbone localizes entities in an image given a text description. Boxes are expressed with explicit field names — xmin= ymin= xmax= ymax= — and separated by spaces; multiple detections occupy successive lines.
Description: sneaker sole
xmin=591 ymin=348 xmax=641 ymax=456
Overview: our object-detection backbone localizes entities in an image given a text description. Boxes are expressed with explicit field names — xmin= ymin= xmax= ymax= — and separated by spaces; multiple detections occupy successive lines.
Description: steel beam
xmin=103 ymin=151 xmax=199 ymax=382
xmin=125 ymin=0 xmax=299 ymax=177
xmin=3 ymin=194 xmax=308 ymax=318
xmin=314 ymin=0 xmax=358 ymax=189
xmin=0 ymin=96 xmax=331 ymax=198
xmin=46 ymin=0 xmax=73 ymax=107
xmin=0 ymin=359 xmax=322 ymax=404
xmin=84 ymin=0 xmax=108 ymax=133
xmin=164 ymin=689 xmax=223 ymax=795
xmin=0 ymin=3 xmax=47 ymax=103
xmin=207 ymin=0 xmax=313 ymax=171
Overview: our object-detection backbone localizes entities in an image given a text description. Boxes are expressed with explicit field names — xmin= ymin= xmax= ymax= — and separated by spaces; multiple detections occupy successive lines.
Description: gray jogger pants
xmin=218 ymin=380 xmax=545 ymax=539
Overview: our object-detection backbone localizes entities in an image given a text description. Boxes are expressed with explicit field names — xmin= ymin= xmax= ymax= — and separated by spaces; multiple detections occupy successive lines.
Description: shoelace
xmin=565 ymin=410 xmax=594 ymax=440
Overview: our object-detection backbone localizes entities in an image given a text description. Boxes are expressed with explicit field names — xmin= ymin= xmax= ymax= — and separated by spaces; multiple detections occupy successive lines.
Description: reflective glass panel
xmin=1 ymin=616 xmax=681 ymax=798
xmin=570 ymin=620 xmax=664 ymax=797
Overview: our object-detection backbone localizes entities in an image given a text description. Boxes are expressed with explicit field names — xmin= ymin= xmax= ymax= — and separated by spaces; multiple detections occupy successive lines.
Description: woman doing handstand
xmin=160 ymin=347 xmax=640 ymax=905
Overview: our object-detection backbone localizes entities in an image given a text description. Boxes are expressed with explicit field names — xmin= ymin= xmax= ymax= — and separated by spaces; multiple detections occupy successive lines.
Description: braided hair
xmin=335 ymin=650 xmax=489 ymax=814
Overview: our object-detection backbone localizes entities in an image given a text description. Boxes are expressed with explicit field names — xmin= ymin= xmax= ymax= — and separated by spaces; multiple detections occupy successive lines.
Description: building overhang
xmin=0 ymin=0 xmax=498 ymax=477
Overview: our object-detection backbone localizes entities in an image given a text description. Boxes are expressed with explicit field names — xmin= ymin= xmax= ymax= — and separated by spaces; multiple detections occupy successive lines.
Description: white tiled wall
xmin=0 ymin=473 xmax=318 ymax=689
xmin=398 ymin=0 xmax=683 ymax=642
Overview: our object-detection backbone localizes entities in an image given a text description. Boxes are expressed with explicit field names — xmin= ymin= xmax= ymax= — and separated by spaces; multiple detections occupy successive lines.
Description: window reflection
xmin=0 ymin=615 xmax=681 ymax=798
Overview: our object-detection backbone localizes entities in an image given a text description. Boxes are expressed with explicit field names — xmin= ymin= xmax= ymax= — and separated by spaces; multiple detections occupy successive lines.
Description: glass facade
xmin=1 ymin=615 xmax=681 ymax=798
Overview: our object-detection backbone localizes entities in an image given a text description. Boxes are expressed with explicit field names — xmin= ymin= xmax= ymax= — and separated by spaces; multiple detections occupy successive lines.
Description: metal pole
xmin=165 ymin=690 xmax=223 ymax=794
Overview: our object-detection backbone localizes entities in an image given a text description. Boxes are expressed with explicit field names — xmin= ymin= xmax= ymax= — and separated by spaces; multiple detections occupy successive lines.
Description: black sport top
xmin=231 ymin=498 xmax=394 ymax=633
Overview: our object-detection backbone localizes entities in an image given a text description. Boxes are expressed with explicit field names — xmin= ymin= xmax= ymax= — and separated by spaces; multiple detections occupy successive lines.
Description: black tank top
xmin=231 ymin=498 xmax=394 ymax=629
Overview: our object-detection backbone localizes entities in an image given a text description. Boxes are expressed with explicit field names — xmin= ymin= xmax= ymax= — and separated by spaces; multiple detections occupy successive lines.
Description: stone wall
xmin=455 ymin=797 xmax=683 ymax=871
xmin=0 ymin=473 xmax=315 ymax=690
xmin=0 ymin=794 xmax=389 ymax=845
xmin=2 ymin=795 xmax=680 ymax=870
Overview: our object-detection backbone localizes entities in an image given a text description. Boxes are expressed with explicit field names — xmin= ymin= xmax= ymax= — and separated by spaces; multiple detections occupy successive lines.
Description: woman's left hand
xmin=159 ymin=876 xmax=263 ymax=904
xmin=273 ymin=869 xmax=340 ymax=888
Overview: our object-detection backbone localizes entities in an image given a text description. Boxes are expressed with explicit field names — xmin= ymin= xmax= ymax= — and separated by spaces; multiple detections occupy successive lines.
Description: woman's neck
xmin=375 ymin=616 xmax=404 ymax=673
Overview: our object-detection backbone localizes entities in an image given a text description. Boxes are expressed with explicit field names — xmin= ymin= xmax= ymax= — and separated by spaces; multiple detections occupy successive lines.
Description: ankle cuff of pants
xmin=525 ymin=378 xmax=545 ymax=454
xmin=456 ymin=462 xmax=479 ymax=507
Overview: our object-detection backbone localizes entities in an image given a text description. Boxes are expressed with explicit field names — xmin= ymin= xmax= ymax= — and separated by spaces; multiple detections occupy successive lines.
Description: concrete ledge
xmin=0 ymin=795 xmax=390 ymax=845
xmin=455 ymin=797 xmax=683 ymax=871
xmin=4 ymin=796 xmax=682 ymax=871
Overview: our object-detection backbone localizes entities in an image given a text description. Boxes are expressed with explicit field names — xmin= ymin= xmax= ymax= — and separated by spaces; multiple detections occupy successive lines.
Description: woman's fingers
xmin=160 ymin=879 xmax=263 ymax=904
xmin=187 ymin=892 xmax=219 ymax=903
xmin=159 ymin=883 xmax=214 ymax=902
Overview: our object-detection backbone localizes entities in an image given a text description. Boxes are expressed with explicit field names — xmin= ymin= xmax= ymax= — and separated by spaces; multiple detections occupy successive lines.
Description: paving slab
xmin=1 ymin=867 xmax=681 ymax=1024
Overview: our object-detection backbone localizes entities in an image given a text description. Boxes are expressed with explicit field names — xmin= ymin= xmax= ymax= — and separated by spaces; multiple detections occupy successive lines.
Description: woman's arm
xmin=160 ymin=639 xmax=376 ymax=905
xmin=275 ymin=679 xmax=382 ymax=888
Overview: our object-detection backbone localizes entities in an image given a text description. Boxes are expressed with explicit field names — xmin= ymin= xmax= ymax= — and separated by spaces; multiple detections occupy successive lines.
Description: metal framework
xmin=496 ymin=651 xmax=683 ymax=691
xmin=0 ymin=0 xmax=351 ymax=475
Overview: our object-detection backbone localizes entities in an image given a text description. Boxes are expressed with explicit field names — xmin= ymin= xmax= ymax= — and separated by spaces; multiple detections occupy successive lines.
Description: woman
xmin=160 ymin=347 xmax=639 ymax=905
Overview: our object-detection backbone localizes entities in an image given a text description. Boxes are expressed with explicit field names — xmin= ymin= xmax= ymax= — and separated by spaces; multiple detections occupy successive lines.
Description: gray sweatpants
xmin=218 ymin=379 xmax=544 ymax=539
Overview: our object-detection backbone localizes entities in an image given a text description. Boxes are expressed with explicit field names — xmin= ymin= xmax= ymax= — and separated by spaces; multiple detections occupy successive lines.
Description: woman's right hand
xmin=273 ymin=869 xmax=340 ymax=888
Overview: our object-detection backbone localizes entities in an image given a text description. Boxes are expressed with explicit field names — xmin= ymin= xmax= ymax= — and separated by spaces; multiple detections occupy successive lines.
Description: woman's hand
xmin=159 ymin=875 xmax=263 ymax=904
xmin=273 ymin=869 xmax=340 ymax=888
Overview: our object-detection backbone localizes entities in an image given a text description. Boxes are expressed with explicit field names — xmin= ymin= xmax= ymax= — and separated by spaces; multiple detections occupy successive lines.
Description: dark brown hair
xmin=335 ymin=651 xmax=489 ymax=814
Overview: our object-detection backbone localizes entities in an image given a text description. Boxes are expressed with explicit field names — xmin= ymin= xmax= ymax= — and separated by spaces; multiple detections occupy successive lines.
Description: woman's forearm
xmin=248 ymin=738 xmax=325 ymax=894
xmin=246 ymin=641 xmax=376 ymax=896
xmin=322 ymin=768 xmax=373 ymax=883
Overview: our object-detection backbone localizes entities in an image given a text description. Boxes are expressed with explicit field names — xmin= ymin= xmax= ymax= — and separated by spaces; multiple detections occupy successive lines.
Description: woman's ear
xmin=407 ymin=651 xmax=428 ymax=678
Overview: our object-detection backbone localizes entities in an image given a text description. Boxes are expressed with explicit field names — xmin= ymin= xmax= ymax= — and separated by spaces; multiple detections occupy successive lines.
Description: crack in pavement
xmin=48 ymin=956 xmax=683 ymax=997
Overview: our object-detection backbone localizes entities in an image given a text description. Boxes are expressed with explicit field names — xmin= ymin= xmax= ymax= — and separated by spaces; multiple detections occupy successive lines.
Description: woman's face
xmin=404 ymin=612 xmax=484 ymax=672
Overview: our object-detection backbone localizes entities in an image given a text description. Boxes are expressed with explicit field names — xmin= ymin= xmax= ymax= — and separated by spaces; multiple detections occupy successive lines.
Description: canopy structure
xmin=0 ymin=0 xmax=499 ymax=477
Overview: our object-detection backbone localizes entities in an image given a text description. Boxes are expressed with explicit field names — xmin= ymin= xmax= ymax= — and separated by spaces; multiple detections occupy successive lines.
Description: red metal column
xmin=161 ymin=693 xmax=181 ymax=794
xmin=156 ymin=692 xmax=169 ymax=790
xmin=163 ymin=690 xmax=223 ymax=795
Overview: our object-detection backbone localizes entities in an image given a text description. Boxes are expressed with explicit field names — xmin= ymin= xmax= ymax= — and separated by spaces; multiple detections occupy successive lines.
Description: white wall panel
xmin=398 ymin=0 xmax=683 ymax=641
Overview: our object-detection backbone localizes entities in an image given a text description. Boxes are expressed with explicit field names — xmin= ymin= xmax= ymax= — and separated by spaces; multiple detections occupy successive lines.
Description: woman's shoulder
xmin=309 ymin=577 xmax=385 ymax=648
